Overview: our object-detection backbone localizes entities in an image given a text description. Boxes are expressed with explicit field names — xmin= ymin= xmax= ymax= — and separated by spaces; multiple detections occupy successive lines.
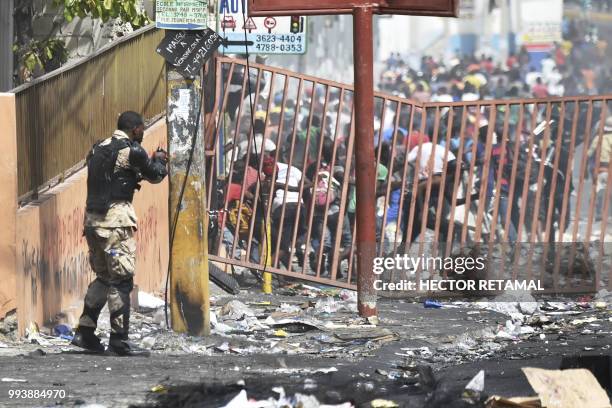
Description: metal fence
xmin=208 ymin=57 xmax=612 ymax=294
xmin=13 ymin=25 xmax=166 ymax=199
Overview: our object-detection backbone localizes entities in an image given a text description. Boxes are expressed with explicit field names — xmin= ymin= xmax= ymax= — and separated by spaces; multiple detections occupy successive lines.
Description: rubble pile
xmin=0 ymin=309 xmax=17 ymax=347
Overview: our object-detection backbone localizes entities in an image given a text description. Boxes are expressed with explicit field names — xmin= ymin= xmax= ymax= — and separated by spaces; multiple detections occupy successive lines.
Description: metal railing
xmin=13 ymin=25 xmax=166 ymax=199
xmin=208 ymin=57 xmax=612 ymax=294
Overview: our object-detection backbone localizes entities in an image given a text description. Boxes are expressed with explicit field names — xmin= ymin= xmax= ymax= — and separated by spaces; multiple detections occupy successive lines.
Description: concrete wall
xmin=0 ymin=0 xmax=14 ymax=91
xmin=0 ymin=94 xmax=18 ymax=318
xmin=12 ymin=119 xmax=169 ymax=334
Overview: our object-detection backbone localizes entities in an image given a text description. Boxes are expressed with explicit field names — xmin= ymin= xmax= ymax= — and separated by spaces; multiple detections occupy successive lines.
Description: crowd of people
xmin=211 ymin=16 xmax=612 ymax=280
xmin=214 ymin=87 xmax=611 ymax=281
xmin=379 ymin=18 xmax=611 ymax=102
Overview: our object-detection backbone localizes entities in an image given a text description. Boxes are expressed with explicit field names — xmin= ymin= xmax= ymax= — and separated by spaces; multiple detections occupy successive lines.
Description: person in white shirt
xmin=271 ymin=162 xmax=307 ymax=268
xmin=406 ymin=142 xmax=456 ymax=180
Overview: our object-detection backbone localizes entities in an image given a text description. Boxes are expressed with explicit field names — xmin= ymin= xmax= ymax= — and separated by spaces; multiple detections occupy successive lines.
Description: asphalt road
xmin=0 ymin=297 xmax=610 ymax=408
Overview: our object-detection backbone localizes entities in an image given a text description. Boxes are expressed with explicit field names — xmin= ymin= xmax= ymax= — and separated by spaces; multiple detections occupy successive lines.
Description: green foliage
xmin=17 ymin=38 xmax=69 ymax=76
xmin=15 ymin=0 xmax=151 ymax=83
xmin=52 ymin=0 xmax=151 ymax=28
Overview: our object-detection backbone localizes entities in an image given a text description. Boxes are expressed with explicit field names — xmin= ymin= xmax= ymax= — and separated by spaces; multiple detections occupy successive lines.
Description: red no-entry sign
xmin=263 ymin=16 xmax=277 ymax=29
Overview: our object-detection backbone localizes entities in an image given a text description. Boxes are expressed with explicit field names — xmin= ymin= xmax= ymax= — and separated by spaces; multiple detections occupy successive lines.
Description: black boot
xmin=71 ymin=326 xmax=104 ymax=353
xmin=107 ymin=334 xmax=150 ymax=357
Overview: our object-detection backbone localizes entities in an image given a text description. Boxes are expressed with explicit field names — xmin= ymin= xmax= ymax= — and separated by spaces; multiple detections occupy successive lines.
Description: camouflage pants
xmin=78 ymin=226 xmax=136 ymax=338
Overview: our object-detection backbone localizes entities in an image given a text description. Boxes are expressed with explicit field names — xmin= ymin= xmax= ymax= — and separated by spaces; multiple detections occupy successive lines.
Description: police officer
xmin=71 ymin=111 xmax=168 ymax=355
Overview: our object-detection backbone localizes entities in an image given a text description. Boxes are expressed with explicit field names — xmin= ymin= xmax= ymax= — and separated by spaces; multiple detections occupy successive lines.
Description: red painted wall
xmin=14 ymin=120 xmax=169 ymax=334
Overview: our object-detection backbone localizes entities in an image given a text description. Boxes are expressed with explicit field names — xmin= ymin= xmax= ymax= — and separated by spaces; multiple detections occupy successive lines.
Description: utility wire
xmin=239 ymin=5 xmax=271 ymax=279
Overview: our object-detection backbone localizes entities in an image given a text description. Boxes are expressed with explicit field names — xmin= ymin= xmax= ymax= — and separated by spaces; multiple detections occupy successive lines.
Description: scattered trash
xmin=27 ymin=348 xmax=46 ymax=357
xmin=465 ymin=370 xmax=485 ymax=393
xmin=279 ymin=303 xmax=303 ymax=314
xmin=522 ymin=367 xmax=611 ymax=408
xmin=0 ymin=311 xmax=17 ymax=336
xmin=220 ymin=389 xmax=249 ymax=408
xmin=594 ymin=302 xmax=608 ymax=310
xmin=334 ymin=328 xmax=397 ymax=342
xmin=273 ymin=329 xmax=288 ymax=338
xmin=367 ymin=316 xmax=379 ymax=325
xmin=424 ymin=299 xmax=442 ymax=309
xmin=315 ymin=297 xmax=356 ymax=314
xmin=220 ymin=300 xmax=256 ymax=320
xmin=25 ymin=322 xmax=50 ymax=346
xmin=518 ymin=302 xmax=538 ymax=315
xmin=151 ymin=384 xmax=167 ymax=393
xmin=272 ymin=319 xmax=323 ymax=333
xmin=339 ymin=289 xmax=357 ymax=302
xmin=303 ymin=378 xmax=317 ymax=391
xmin=138 ymin=292 xmax=165 ymax=310
xmin=53 ymin=324 xmax=72 ymax=337
xmin=370 ymin=399 xmax=399 ymax=408
xmin=485 ymin=395 xmax=541 ymax=408
xmin=219 ymin=387 xmax=353 ymax=408
xmin=570 ymin=316 xmax=598 ymax=326
xmin=141 ymin=336 xmax=157 ymax=349
xmin=416 ymin=365 xmax=437 ymax=392
xmin=314 ymin=367 xmax=338 ymax=374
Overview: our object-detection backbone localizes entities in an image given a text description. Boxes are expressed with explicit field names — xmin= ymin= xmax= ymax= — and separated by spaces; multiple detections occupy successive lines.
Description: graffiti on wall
xmin=19 ymin=203 xmax=166 ymax=303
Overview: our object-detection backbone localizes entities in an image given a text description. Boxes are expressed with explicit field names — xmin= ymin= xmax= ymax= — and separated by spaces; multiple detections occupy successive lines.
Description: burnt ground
xmin=0 ymin=295 xmax=610 ymax=408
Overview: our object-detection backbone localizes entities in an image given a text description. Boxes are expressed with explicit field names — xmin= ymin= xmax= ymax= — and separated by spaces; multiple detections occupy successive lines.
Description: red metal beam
xmin=353 ymin=6 xmax=377 ymax=318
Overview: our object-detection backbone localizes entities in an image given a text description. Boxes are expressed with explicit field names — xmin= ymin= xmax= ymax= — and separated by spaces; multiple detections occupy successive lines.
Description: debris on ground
xmin=2 ymin=273 xmax=612 ymax=408
xmin=0 ymin=310 xmax=17 ymax=335
xmin=424 ymin=300 xmax=443 ymax=309
xmin=138 ymin=292 xmax=166 ymax=311
xmin=485 ymin=395 xmax=541 ymax=408
xmin=370 ymin=399 xmax=399 ymax=408
xmin=522 ymin=367 xmax=611 ymax=408
xmin=219 ymin=387 xmax=354 ymax=408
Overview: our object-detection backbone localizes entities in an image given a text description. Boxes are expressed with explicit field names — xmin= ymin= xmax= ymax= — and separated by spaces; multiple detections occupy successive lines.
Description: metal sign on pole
xmin=218 ymin=0 xmax=307 ymax=54
xmin=156 ymin=29 xmax=223 ymax=77
xmin=156 ymin=0 xmax=214 ymax=29
xmin=246 ymin=0 xmax=458 ymax=318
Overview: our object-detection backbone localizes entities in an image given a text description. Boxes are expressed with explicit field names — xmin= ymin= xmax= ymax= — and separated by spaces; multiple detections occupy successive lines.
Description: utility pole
xmin=167 ymin=66 xmax=211 ymax=336
xmin=156 ymin=0 xmax=219 ymax=336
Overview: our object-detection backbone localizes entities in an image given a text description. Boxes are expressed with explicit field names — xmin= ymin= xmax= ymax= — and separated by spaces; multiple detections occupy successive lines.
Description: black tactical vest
xmin=86 ymin=137 xmax=139 ymax=213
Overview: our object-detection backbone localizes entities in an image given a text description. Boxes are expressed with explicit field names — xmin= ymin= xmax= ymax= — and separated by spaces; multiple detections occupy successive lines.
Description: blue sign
xmin=218 ymin=0 xmax=307 ymax=54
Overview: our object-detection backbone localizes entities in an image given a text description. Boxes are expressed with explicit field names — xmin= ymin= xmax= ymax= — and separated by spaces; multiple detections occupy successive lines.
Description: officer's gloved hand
xmin=152 ymin=147 xmax=168 ymax=165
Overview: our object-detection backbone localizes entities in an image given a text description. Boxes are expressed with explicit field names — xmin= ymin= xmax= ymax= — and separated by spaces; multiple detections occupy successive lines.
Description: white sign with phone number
xmin=218 ymin=0 xmax=307 ymax=54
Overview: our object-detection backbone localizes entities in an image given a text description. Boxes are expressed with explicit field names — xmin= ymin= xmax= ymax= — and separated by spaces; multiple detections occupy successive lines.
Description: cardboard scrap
xmin=485 ymin=396 xmax=541 ymax=408
xmin=521 ymin=367 xmax=611 ymax=408
xmin=334 ymin=328 xmax=397 ymax=342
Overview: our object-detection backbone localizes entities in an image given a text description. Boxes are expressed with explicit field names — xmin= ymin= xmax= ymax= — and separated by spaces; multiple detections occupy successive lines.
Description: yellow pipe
xmin=262 ymin=218 xmax=272 ymax=294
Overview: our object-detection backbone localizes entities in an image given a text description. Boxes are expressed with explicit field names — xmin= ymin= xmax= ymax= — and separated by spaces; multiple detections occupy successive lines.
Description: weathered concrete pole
xmin=167 ymin=66 xmax=210 ymax=336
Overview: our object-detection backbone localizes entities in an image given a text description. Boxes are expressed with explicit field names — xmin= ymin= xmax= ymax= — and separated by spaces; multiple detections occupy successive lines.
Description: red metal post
xmin=353 ymin=6 xmax=377 ymax=318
